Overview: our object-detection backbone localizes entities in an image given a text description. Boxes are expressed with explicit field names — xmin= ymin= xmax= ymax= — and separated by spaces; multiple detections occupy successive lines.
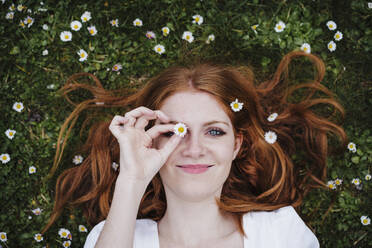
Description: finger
xmin=158 ymin=135 xmax=182 ymax=163
xmin=134 ymin=112 xmax=156 ymax=129
xmin=124 ymin=107 xmax=155 ymax=119
xmin=146 ymin=124 xmax=176 ymax=139
xmin=109 ymin=115 xmax=126 ymax=129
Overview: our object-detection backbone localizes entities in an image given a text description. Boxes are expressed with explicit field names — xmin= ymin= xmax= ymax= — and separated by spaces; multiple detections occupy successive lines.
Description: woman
xmin=43 ymin=51 xmax=346 ymax=247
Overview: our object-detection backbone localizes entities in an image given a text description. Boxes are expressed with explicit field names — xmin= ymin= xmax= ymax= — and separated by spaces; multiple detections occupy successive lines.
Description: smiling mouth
xmin=176 ymin=165 xmax=214 ymax=169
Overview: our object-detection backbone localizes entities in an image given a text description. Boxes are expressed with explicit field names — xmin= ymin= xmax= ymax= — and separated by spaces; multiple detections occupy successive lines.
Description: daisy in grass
xmin=351 ymin=178 xmax=361 ymax=186
xmin=326 ymin=20 xmax=337 ymax=30
xmin=81 ymin=11 xmax=91 ymax=22
xmin=60 ymin=31 xmax=72 ymax=42
xmin=112 ymin=162 xmax=119 ymax=171
xmin=79 ymin=225 xmax=88 ymax=232
xmin=0 ymin=232 xmax=7 ymax=242
xmin=133 ymin=18 xmax=143 ymax=27
xmin=42 ymin=24 xmax=49 ymax=30
xmin=5 ymin=129 xmax=16 ymax=139
xmin=5 ymin=12 xmax=14 ymax=20
xmin=174 ymin=123 xmax=187 ymax=137
xmin=77 ymin=49 xmax=88 ymax=62
xmin=110 ymin=19 xmax=119 ymax=27
xmin=335 ymin=178 xmax=343 ymax=186
xmin=87 ymin=25 xmax=97 ymax=36
xmin=24 ymin=16 xmax=34 ymax=28
xmin=182 ymin=31 xmax=194 ymax=43
xmin=361 ymin=216 xmax=370 ymax=225
xmin=162 ymin=27 xmax=170 ymax=36
xmin=34 ymin=233 xmax=43 ymax=242
xmin=9 ymin=3 xmax=16 ymax=11
xmin=13 ymin=102 xmax=24 ymax=112
xmin=206 ymin=34 xmax=215 ymax=44
xmin=73 ymin=155 xmax=84 ymax=165
xmin=32 ymin=208 xmax=42 ymax=215
xmin=63 ymin=240 xmax=72 ymax=247
xmin=19 ymin=20 xmax=26 ymax=28
xmin=327 ymin=41 xmax=336 ymax=52
xmin=154 ymin=44 xmax=165 ymax=54
xmin=347 ymin=142 xmax=356 ymax=152
xmin=29 ymin=166 xmax=36 ymax=174
xmin=251 ymin=24 xmax=258 ymax=34
xmin=70 ymin=20 xmax=82 ymax=31
xmin=264 ymin=131 xmax=277 ymax=144
xmin=267 ymin=113 xmax=278 ymax=122
xmin=327 ymin=180 xmax=336 ymax=190
xmin=58 ymin=228 xmax=71 ymax=239
xmin=42 ymin=49 xmax=48 ymax=56
xmin=1 ymin=154 xmax=10 ymax=164
xmin=146 ymin=31 xmax=156 ymax=39
xmin=301 ymin=43 xmax=311 ymax=54
xmin=192 ymin=14 xmax=203 ymax=25
xmin=365 ymin=174 xmax=371 ymax=181
xmin=112 ymin=64 xmax=122 ymax=71
xmin=334 ymin=31 xmax=343 ymax=41
xmin=230 ymin=99 xmax=243 ymax=112
xmin=17 ymin=4 xmax=25 ymax=12
xmin=274 ymin=21 xmax=286 ymax=32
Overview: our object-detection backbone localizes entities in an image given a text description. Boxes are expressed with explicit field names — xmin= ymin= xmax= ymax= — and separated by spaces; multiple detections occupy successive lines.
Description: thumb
xmin=158 ymin=135 xmax=182 ymax=162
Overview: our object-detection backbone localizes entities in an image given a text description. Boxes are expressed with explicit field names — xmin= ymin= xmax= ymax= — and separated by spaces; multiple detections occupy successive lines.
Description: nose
xmin=181 ymin=132 xmax=205 ymax=158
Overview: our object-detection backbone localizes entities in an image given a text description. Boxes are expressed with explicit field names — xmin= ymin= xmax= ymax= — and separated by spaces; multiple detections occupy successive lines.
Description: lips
xmin=177 ymin=164 xmax=214 ymax=169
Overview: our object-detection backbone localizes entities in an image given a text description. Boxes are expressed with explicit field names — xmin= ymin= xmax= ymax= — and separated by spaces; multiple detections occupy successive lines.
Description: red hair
xmin=42 ymin=51 xmax=347 ymax=237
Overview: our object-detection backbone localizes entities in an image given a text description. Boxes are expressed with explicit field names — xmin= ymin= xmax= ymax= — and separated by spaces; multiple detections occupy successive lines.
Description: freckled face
xmin=153 ymin=91 xmax=242 ymax=202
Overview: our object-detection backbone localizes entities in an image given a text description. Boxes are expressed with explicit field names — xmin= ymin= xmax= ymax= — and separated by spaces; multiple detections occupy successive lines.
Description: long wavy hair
xmin=42 ymin=51 xmax=347 ymax=237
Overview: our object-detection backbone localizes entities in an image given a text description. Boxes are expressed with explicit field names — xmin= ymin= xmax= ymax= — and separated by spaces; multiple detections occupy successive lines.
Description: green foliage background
xmin=0 ymin=0 xmax=371 ymax=247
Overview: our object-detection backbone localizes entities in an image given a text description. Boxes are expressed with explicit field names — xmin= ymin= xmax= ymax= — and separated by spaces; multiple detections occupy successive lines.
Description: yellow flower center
xmin=329 ymin=24 xmax=333 ymax=28
xmin=65 ymin=35 xmax=69 ymax=39
xmin=186 ymin=35 xmax=190 ymax=39
xmin=336 ymin=34 xmax=340 ymax=38
xmin=36 ymin=235 xmax=41 ymax=240
xmin=17 ymin=104 xmax=21 ymax=108
xmin=90 ymin=29 xmax=94 ymax=34
xmin=74 ymin=25 xmax=78 ymax=29
xmin=329 ymin=184 xmax=334 ymax=189
xmin=9 ymin=132 xmax=13 ymax=136
xmin=113 ymin=21 xmax=116 ymax=24
xmin=1 ymin=234 xmax=5 ymax=239
xmin=195 ymin=17 xmax=200 ymax=22
xmin=27 ymin=19 xmax=32 ymax=24
xmin=84 ymin=17 xmax=87 ymax=21
xmin=304 ymin=47 xmax=308 ymax=51
xmin=178 ymin=127 xmax=184 ymax=133
xmin=252 ymin=25 xmax=257 ymax=30
xmin=62 ymin=232 xmax=66 ymax=236
xmin=278 ymin=25 xmax=282 ymax=30
xmin=20 ymin=22 xmax=25 ymax=27
xmin=157 ymin=47 xmax=161 ymax=52
xmin=114 ymin=66 xmax=118 ymax=70
xmin=2 ymin=156 xmax=7 ymax=160
xmin=329 ymin=44 xmax=333 ymax=48
xmin=81 ymin=53 xmax=85 ymax=58
xmin=136 ymin=21 xmax=139 ymax=25
xmin=363 ymin=219 xmax=368 ymax=224
xmin=233 ymin=103 xmax=239 ymax=108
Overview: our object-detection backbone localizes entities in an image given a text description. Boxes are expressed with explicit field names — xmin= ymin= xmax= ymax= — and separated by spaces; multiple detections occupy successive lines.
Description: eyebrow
xmin=160 ymin=120 xmax=230 ymax=127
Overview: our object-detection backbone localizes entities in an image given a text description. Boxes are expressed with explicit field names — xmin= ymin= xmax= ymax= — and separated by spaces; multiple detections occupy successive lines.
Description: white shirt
xmin=84 ymin=206 xmax=319 ymax=248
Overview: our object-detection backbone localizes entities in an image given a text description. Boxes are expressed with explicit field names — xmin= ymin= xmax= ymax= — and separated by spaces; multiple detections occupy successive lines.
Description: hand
xmin=109 ymin=107 xmax=182 ymax=185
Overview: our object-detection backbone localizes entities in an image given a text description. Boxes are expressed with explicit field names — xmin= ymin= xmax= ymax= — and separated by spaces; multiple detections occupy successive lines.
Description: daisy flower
xmin=274 ymin=21 xmax=286 ymax=32
xmin=58 ymin=228 xmax=71 ymax=239
xmin=24 ymin=16 xmax=34 ymax=28
xmin=79 ymin=225 xmax=88 ymax=232
xmin=182 ymin=31 xmax=194 ymax=43
xmin=327 ymin=180 xmax=336 ymax=190
xmin=42 ymin=24 xmax=49 ymax=30
xmin=5 ymin=12 xmax=14 ymax=20
xmin=47 ymin=84 xmax=55 ymax=89
xmin=251 ymin=24 xmax=258 ymax=34
xmin=29 ymin=166 xmax=36 ymax=174
xmin=334 ymin=31 xmax=343 ymax=41
xmin=146 ymin=31 xmax=156 ymax=39
xmin=0 ymin=232 xmax=7 ymax=242
xmin=5 ymin=129 xmax=16 ymax=140
xmin=192 ymin=14 xmax=203 ymax=25
xmin=73 ymin=155 xmax=84 ymax=165
xmin=110 ymin=19 xmax=119 ymax=27
xmin=301 ymin=43 xmax=311 ymax=54
xmin=1 ymin=154 xmax=10 ymax=164
xmin=174 ymin=123 xmax=187 ymax=137
xmin=327 ymin=41 xmax=336 ymax=52
xmin=335 ymin=178 xmax=343 ymax=186
xmin=267 ymin=113 xmax=278 ymax=122
xmin=351 ymin=178 xmax=361 ymax=186
xmin=133 ymin=18 xmax=143 ymax=27
xmin=365 ymin=174 xmax=371 ymax=181
xmin=32 ymin=208 xmax=42 ymax=215
xmin=81 ymin=11 xmax=91 ymax=22
xmin=154 ymin=44 xmax=165 ymax=54
xmin=206 ymin=34 xmax=215 ymax=44
xmin=87 ymin=25 xmax=97 ymax=36
xmin=63 ymin=240 xmax=72 ymax=247
xmin=19 ymin=20 xmax=26 ymax=28
xmin=60 ymin=31 xmax=72 ymax=42
xmin=230 ymin=98 xmax=243 ymax=112
xmin=9 ymin=3 xmax=15 ymax=11
xmin=17 ymin=4 xmax=25 ymax=12
xmin=326 ymin=20 xmax=337 ymax=30
xmin=112 ymin=162 xmax=119 ymax=171
xmin=34 ymin=233 xmax=43 ymax=242
xmin=161 ymin=27 xmax=170 ymax=36
xmin=70 ymin=20 xmax=82 ymax=31
xmin=264 ymin=131 xmax=277 ymax=144
xmin=13 ymin=102 xmax=24 ymax=112
xmin=77 ymin=49 xmax=88 ymax=62
xmin=42 ymin=49 xmax=48 ymax=56
xmin=361 ymin=216 xmax=370 ymax=225
xmin=347 ymin=142 xmax=356 ymax=152
xmin=112 ymin=64 xmax=122 ymax=71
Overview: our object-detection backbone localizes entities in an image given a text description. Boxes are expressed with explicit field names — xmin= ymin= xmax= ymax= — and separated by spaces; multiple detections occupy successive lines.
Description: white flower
xmin=264 ymin=131 xmax=277 ymax=144
xmin=334 ymin=31 xmax=343 ymax=41
xmin=17 ymin=4 xmax=25 ymax=12
xmin=13 ymin=102 xmax=24 ymax=112
xmin=81 ymin=11 xmax=91 ymax=22
xmin=60 ymin=31 xmax=72 ymax=42
xmin=32 ymin=208 xmax=42 ymax=215
xmin=1 ymin=153 xmax=10 ymax=164
xmin=230 ymin=98 xmax=243 ymax=112
xmin=9 ymin=3 xmax=15 ymax=11
xmin=28 ymin=215 xmax=32 ymax=219
xmin=47 ymin=84 xmax=55 ymax=89
xmin=326 ymin=20 xmax=337 ymax=30
xmin=327 ymin=180 xmax=336 ymax=190
xmin=251 ymin=24 xmax=259 ymax=34
xmin=112 ymin=64 xmax=122 ymax=71
xmin=79 ymin=225 xmax=88 ymax=232
xmin=361 ymin=216 xmax=370 ymax=225
xmin=29 ymin=166 xmax=36 ymax=174
xmin=58 ymin=228 xmax=71 ymax=239
xmin=112 ymin=162 xmax=119 ymax=171
xmin=267 ymin=113 xmax=278 ymax=122
xmin=42 ymin=49 xmax=48 ymax=56
xmin=206 ymin=34 xmax=215 ymax=44
xmin=110 ymin=19 xmax=119 ymax=27
xmin=5 ymin=12 xmax=14 ymax=20
xmin=365 ymin=174 xmax=371 ymax=181
xmin=161 ymin=27 xmax=170 ymax=36
xmin=301 ymin=43 xmax=311 ymax=54
xmin=0 ymin=232 xmax=7 ymax=242
xmin=77 ymin=49 xmax=88 ymax=62
xmin=19 ymin=20 xmax=26 ymax=28
xmin=133 ymin=18 xmax=143 ymax=27
xmin=335 ymin=178 xmax=343 ymax=186
xmin=24 ymin=16 xmax=34 ymax=28
xmin=42 ymin=24 xmax=49 ymax=30
xmin=174 ymin=123 xmax=187 ymax=137
xmin=347 ymin=142 xmax=356 ymax=152
xmin=192 ymin=14 xmax=203 ymax=25
xmin=351 ymin=178 xmax=361 ymax=186
xmin=34 ymin=233 xmax=43 ymax=242
xmin=182 ymin=31 xmax=194 ymax=43
xmin=73 ymin=155 xmax=84 ymax=165
xmin=5 ymin=129 xmax=16 ymax=139
xmin=154 ymin=44 xmax=165 ymax=54
xmin=274 ymin=21 xmax=286 ymax=32
xmin=87 ymin=25 xmax=97 ymax=36
xmin=146 ymin=31 xmax=156 ymax=39
xmin=70 ymin=20 xmax=82 ymax=31
xmin=62 ymin=240 xmax=71 ymax=247
xmin=327 ymin=41 xmax=336 ymax=52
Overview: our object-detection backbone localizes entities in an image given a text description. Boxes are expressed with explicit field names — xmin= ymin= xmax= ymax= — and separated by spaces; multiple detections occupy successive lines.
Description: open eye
xmin=208 ymin=128 xmax=226 ymax=136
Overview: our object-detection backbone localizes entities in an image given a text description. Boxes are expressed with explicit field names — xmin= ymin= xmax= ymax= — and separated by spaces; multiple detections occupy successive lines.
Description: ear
xmin=233 ymin=133 xmax=243 ymax=160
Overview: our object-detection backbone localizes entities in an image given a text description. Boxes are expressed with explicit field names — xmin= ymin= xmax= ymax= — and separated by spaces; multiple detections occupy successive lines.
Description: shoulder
xmin=243 ymin=206 xmax=319 ymax=248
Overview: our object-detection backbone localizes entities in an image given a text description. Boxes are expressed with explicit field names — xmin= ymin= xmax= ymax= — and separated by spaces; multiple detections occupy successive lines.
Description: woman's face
xmin=153 ymin=91 xmax=242 ymax=202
